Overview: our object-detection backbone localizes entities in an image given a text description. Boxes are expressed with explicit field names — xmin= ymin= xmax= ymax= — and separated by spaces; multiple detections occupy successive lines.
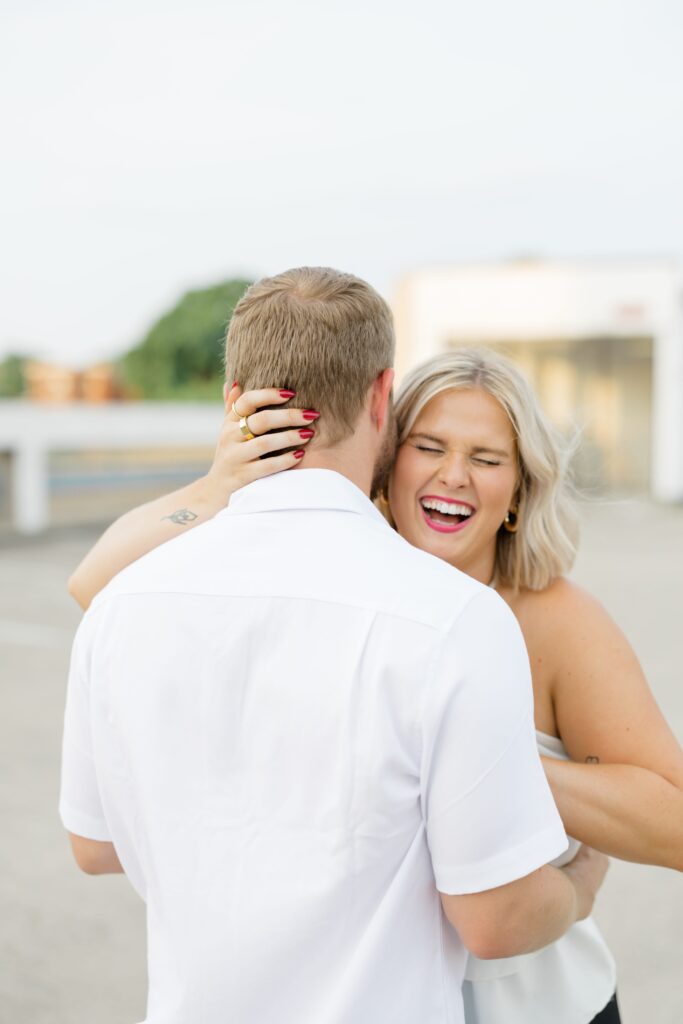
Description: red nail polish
xmin=232 ymin=381 xmax=239 ymax=388
xmin=293 ymin=449 xmax=305 ymax=459
xmin=299 ymin=429 xmax=315 ymax=439
xmin=302 ymin=410 xmax=320 ymax=421
xmin=280 ymin=389 xmax=296 ymax=398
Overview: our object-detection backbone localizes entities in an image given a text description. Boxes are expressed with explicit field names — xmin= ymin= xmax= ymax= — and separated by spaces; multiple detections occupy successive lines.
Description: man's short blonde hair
xmin=225 ymin=267 xmax=395 ymax=444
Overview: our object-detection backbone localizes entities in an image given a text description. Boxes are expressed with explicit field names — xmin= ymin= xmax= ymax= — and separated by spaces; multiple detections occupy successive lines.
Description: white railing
xmin=0 ymin=400 xmax=224 ymax=533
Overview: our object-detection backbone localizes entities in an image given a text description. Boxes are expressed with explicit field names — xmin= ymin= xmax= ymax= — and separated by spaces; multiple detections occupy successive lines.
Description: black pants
xmin=590 ymin=993 xmax=621 ymax=1024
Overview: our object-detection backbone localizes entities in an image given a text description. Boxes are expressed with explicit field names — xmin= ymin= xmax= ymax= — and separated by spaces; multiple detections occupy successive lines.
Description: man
xmin=60 ymin=267 xmax=605 ymax=1023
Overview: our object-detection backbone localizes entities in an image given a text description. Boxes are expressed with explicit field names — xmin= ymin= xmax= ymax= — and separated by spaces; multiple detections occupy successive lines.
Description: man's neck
xmin=292 ymin=444 xmax=374 ymax=498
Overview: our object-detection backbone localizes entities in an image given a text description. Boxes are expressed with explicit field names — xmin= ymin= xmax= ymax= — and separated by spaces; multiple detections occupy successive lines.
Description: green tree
xmin=0 ymin=354 xmax=27 ymax=397
xmin=120 ymin=279 xmax=251 ymax=400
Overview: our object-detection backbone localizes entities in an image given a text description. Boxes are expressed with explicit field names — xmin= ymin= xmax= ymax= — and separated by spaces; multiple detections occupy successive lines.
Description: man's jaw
xmin=370 ymin=407 xmax=399 ymax=501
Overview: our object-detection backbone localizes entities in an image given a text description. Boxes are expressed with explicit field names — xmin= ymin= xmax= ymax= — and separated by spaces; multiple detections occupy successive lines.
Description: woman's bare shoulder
xmin=503 ymin=577 xmax=619 ymax=676
xmin=510 ymin=576 xmax=606 ymax=626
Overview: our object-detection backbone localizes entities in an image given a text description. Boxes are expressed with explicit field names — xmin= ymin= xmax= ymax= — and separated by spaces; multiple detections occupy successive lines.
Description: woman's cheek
xmin=480 ymin=470 xmax=517 ymax=523
xmin=388 ymin=463 xmax=416 ymax=535
xmin=389 ymin=452 xmax=412 ymax=506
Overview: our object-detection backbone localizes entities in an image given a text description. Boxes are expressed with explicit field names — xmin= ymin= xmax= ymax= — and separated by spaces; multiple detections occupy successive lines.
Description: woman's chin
xmin=411 ymin=518 xmax=471 ymax=558
xmin=398 ymin=513 xmax=492 ymax=578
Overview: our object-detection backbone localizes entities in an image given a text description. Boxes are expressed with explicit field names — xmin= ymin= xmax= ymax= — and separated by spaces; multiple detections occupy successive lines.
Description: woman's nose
xmin=437 ymin=452 xmax=470 ymax=489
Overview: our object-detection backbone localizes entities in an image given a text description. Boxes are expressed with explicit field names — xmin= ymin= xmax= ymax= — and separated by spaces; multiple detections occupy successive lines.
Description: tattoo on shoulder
xmin=161 ymin=508 xmax=198 ymax=525
xmin=585 ymin=755 xmax=600 ymax=764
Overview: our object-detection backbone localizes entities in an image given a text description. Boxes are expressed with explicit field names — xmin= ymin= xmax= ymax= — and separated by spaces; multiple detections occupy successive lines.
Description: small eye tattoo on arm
xmin=161 ymin=508 xmax=198 ymax=525
xmin=585 ymin=755 xmax=600 ymax=764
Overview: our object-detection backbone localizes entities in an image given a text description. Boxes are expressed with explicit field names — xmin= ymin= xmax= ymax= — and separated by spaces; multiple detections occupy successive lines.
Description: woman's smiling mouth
xmin=419 ymin=495 xmax=476 ymax=534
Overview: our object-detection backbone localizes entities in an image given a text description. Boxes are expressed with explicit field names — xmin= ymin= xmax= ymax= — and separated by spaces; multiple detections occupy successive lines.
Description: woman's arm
xmin=542 ymin=758 xmax=683 ymax=870
xmin=67 ymin=474 xmax=224 ymax=610
xmin=541 ymin=579 xmax=683 ymax=870
xmin=68 ymin=385 xmax=318 ymax=610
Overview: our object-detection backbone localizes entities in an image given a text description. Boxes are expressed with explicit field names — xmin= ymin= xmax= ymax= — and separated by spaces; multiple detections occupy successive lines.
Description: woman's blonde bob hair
xmin=392 ymin=348 xmax=580 ymax=592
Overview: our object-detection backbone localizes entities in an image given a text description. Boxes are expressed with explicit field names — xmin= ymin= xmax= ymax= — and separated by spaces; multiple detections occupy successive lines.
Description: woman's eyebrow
xmin=471 ymin=446 xmax=512 ymax=458
xmin=408 ymin=432 xmax=446 ymax=445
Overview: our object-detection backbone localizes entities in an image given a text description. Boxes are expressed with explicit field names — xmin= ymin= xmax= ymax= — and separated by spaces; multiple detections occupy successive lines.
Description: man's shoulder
xmin=88 ymin=507 xmax=489 ymax=635
xmin=90 ymin=515 xmax=222 ymax=611
xmin=353 ymin=518 xmax=490 ymax=631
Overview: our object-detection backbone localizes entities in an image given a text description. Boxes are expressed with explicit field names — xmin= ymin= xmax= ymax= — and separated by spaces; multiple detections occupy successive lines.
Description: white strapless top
xmin=462 ymin=730 xmax=616 ymax=1024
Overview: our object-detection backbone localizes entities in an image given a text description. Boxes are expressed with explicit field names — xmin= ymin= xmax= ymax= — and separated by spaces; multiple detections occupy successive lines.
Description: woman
xmin=69 ymin=349 xmax=683 ymax=1024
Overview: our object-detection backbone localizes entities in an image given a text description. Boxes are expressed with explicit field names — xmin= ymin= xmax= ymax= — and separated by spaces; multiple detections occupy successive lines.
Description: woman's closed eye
xmin=472 ymin=456 xmax=502 ymax=466
xmin=415 ymin=444 xmax=444 ymax=455
xmin=413 ymin=444 xmax=502 ymax=465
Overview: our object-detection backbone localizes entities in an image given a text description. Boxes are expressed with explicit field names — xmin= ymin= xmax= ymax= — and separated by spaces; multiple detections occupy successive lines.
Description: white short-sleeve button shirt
xmin=60 ymin=469 xmax=567 ymax=1024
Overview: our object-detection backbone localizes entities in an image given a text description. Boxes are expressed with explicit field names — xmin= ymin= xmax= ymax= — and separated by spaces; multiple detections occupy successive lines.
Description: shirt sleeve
xmin=421 ymin=588 xmax=567 ymax=895
xmin=59 ymin=618 xmax=111 ymax=841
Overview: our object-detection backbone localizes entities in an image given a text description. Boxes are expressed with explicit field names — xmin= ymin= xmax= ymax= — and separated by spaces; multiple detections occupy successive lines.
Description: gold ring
xmin=232 ymin=400 xmax=242 ymax=419
xmin=239 ymin=415 xmax=255 ymax=440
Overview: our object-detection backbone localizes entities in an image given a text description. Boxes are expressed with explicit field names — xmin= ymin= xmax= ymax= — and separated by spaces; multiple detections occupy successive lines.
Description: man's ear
xmin=370 ymin=368 xmax=395 ymax=432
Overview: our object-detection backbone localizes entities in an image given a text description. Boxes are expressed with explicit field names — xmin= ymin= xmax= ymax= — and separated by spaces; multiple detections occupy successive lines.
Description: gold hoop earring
xmin=376 ymin=489 xmax=390 ymax=515
xmin=503 ymin=504 xmax=519 ymax=533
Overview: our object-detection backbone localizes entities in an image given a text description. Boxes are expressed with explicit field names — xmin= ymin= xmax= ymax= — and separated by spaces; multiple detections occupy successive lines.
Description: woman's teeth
xmin=420 ymin=498 xmax=473 ymax=519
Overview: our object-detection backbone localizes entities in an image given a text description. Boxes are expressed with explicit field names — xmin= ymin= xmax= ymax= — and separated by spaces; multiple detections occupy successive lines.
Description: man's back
xmin=60 ymin=470 xmax=566 ymax=1023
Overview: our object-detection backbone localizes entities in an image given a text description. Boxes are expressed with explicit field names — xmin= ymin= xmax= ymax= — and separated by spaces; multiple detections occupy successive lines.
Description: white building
xmin=393 ymin=260 xmax=683 ymax=501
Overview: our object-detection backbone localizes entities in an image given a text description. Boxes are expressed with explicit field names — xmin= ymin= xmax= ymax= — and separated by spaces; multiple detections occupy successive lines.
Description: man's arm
xmin=422 ymin=590 xmax=581 ymax=956
xmin=441 ymin=846 xmax=608 ymax=959
xmin=68 ymin=834 xmax=124 ymax=875
xmin=60 ymin=619 xmax=116 ymax=868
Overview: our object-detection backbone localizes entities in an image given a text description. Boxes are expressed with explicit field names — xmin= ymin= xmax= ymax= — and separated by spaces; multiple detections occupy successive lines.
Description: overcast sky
xmin=2 ymin=0 xmax=682 ymax=365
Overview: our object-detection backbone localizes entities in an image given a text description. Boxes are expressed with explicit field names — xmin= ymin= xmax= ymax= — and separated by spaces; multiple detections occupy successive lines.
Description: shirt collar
xmin=225 ymin=468 xmax=387 ymax=524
